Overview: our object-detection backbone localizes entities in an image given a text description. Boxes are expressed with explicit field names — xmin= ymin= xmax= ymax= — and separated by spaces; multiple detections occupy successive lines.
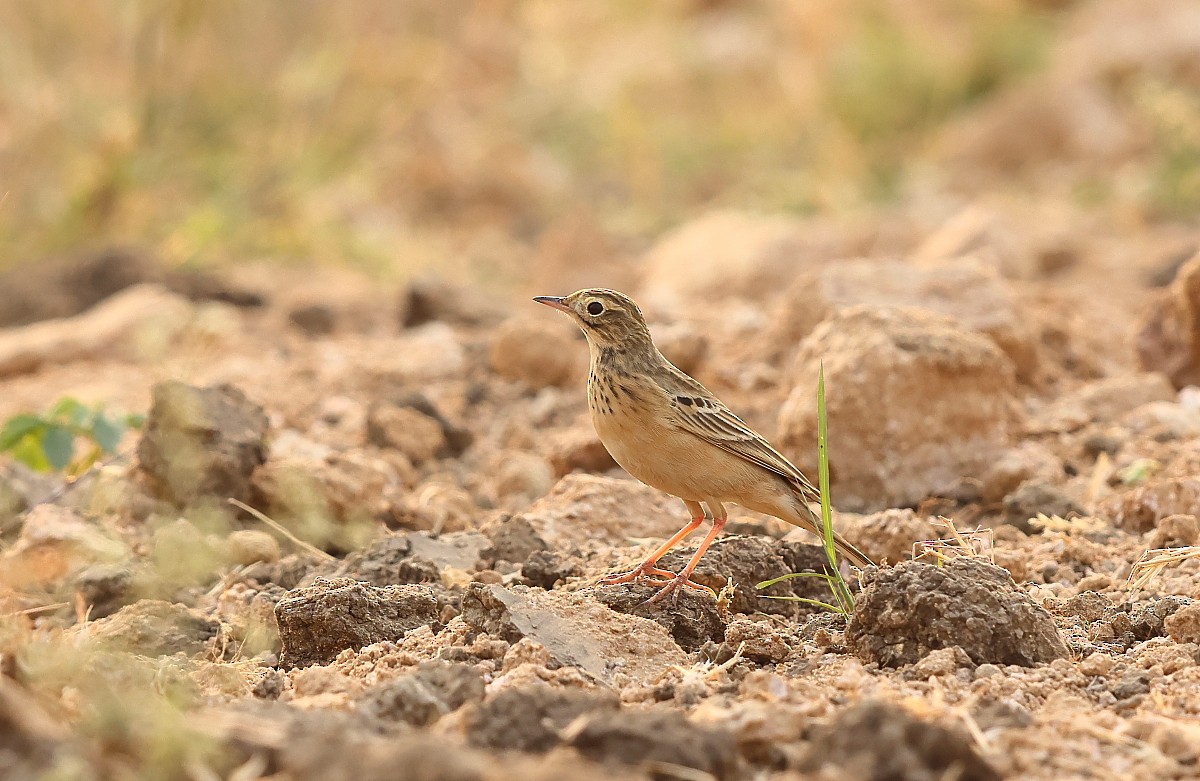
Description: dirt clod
xmin=358 ymin=661 xmax=485 ymax=725
xmin=275 ymin=577 xmax=439 ymax=668
xmin=85 ymin=599 xmax=222 ymax=657
xmin=593 ymin=584 xmax=727 ymax=652
xmin=796 ymin=699 xmax=1000 ymax=781
xmin=567 ymin=708 xmax=740 ymax=781
xmin=847 ymin=558 xmax=1068 ymax=667
xmin=460 ymin=583 xmax=686 ymax=685
xmin=466 ymin=684 xmax=619 ymax=753
xmin=137 ymin=381 xmax=268 ymax=507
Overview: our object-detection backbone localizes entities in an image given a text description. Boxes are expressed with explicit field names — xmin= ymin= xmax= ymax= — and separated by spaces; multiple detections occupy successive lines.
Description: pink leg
xmin=644 ymin=501 xmax=728 ymax=605
xmin=600 ymin=500 xmax=709 ymax=589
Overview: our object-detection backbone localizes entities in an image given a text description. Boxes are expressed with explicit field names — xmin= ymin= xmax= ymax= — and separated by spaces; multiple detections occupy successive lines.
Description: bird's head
xmin=533 ymin=288 xmax=653 ymax=349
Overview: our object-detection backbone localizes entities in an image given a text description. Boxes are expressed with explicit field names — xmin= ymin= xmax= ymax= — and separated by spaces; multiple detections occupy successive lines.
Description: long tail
xmin=787 ymin=500 xmax=875 ymax=568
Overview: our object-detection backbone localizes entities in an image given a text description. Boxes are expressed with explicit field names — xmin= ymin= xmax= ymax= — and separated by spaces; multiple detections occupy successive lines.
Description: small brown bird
xmin=534 ymin=288 xmax=872 ymax=603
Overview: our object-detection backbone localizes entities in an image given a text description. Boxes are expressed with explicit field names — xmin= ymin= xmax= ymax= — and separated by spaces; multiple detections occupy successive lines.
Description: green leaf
xmin=91 ymin=413 xmax=125 ymax=453
xmin=124 ymin=413 xmax=147 ymax=429
xmin=10 ymin=435 xmax=51 ymax=471
xmin=0 ymin=414 xmax=44 ymax=451
xmin=49 ymin=397 xmax=89 ymax=426
xmin=760 ymin=595 xmax=845 ymax=613
xmin=42 ymin=425 xmax=76 ymax=470
xmin=756 ymin=572 xmax=835 ymax=589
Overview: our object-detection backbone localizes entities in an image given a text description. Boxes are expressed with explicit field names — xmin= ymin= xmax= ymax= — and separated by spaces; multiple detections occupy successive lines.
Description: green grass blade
xmin=756 ymin=572 xmax=835 ymax=589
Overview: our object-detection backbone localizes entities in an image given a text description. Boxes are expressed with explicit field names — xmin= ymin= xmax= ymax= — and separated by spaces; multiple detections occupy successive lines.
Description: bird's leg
xmin=644 ymin=502 xmax=728 ymax=605
xmin=600 ymin=500 xmax=708 ymax=586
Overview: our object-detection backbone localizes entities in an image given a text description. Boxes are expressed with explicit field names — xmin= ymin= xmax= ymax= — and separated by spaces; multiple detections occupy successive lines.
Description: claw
xmin=599 ymin=564 xmax=679 ymax=586
xmin=638 ymin=573 xmax=712 ymax=607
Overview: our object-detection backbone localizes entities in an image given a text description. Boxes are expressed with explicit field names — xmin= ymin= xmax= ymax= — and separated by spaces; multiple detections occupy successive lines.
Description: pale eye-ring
xmin=586 ymin=301 xmax=604 ymax=316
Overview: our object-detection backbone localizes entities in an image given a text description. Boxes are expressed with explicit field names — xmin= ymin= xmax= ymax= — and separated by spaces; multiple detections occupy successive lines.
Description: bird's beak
xmin=532 ymin=295 xmax=571 ymax=313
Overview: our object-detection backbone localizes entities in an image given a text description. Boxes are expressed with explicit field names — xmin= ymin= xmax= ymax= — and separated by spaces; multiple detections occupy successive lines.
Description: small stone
xmin=724 ymin=617 xmax=790 ymax=664
xmin=85 ymin=599 xmax=221 ymax=657
xmin=1100 ymin=478 xmax=1200 ymax=533
xmin=465 ymin=685 xmax=619 ymax=753
xmin=1079 ymin=652 xmax=1114 ymax=676
xmin=567 ymin=708 xmax=740 ymax=781
xmin=137 ymin=381 xmax=268 ymax=507
xmin=489 ymin=317 xmax=580 ymax=388
xmin=288 ymin=304 xmax=336 ymax=336
xmin=547 ymin=429 xmax=617 ymax=477
xmin=358 ymin=661 xmax=484 ymax=726
xmin=974 ymin=663 xmax=1002 ymax=679
xmin=1148 ymin=514 xmax=1200 ymax=548
xmin=908 ymin=646 xmax=974 ymax=679
xmin=366 ymin=403 xmax=445 ymax=465
xmin=1166 ymin=603 xmax=1200 ymax=645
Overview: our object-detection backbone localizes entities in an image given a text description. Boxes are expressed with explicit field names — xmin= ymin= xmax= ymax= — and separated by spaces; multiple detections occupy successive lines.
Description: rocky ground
xmin=1 ymin=193 xmax=1200 ymax=781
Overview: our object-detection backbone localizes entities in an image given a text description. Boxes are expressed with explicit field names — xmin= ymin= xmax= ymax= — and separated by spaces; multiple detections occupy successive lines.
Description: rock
xmin=492 ymin=451 xmax=555 ymax=501
xmin=777 ymin=307 xmax=1020 ymax=511
xmin=976 ymin=443 xmax=1063 ymax=504
xmin=85 ymin=599 xmax=221 ymax=657
xmin=795 ymin=700 xmax=999 ymax=781
xmin=275 ymin=577 xmax=439 ymax=668
xmin=0 ymin=474 xmax=27 ymax=537
xmin=391 ymin=393 xmax=473 ymax=456
xmin=0 ymin=284 xmax=194 ymax=378
xmin=481 ymin=515 xmax=549 ymax=567
xmin=907 ymin=646 xmax=975 ymax=679
xmin=1003 ymin=480 xmax=1087 ymax=531
xmin=137 ymin=381 xmax=268 ymax=507
xmin=0 ymin=505 xmax=127 ymax=591
xmin=358 ymin=661 xmax=485 ymax=726
xmin=0 ymin=676 xmax=71 ymax=780
xmin=773 ymin=258 xmax=1038 ymax=380
xmin=837 ymin=509 xmax=935 ymax=565
xmin=846 ymin=558 xmax=1068 ymax=667
xmin=71 ymin=563 xmax=136 ymax=619
xmin=652 ymin=324 xmax=709 ymax=376
xmin=593 ymin=584 xmax=726 ymax=652
xmin=1037 ymin=373 xmax=1176 ymax=432
xmin=488 ymin=317 xmax=581 ymax=388
xmin=460 ymin=583 xmax=687 ymax=686
xmin=226 ymin=530 xmax=281 ymax=566
xmin=546 ymin=429 xmax=618 ymax=476
xmin=399 ymin=274 xmax=505 ymax=328
xmin=1148 ymin=514 xmax=1200 ymax=548
xmin=723 ymin=617 xmax=790 ymax=663
xmin=466 ymin=685 xmax=619 ymax=752
xmin=640 ymin=211 xmax=848 ymax=309
xmin=657 ymin=536 xmax=832 ymax=617
xmin=567 ymin=709 xmax=740 ymax=781
xmin=520 ymin=550 xmax=584 ymax=589
xmin=288 ymin=303 xmax=337 ymax=336
xmin=1167 ymin=604 xmax=1200 ymax=644
xmin=1099 ymin=478 xmax=1200 ymax=533
xmin=1138 ymin=253 xmax=1200 ymax=389
xmin=328 ymin=535 xmax=447 ymax=587
xmin=521 ymin=474 xmax=685 ymax=547
xmin=366 ymin=403 xmax=446 ymax=464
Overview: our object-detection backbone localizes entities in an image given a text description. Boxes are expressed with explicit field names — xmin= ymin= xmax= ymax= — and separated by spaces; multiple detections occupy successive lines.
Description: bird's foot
xmin=599 ymin=563 xmax=678 ymax=587
xmin=639 ymin=573 xmax=712 ymax=606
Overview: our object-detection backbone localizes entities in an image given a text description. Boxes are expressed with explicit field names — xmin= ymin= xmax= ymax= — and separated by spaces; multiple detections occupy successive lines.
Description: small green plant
xmin=756 ymin=365 xmax=856 ymax=614
xmin=0 ymin=397 xmax=144 ymax=475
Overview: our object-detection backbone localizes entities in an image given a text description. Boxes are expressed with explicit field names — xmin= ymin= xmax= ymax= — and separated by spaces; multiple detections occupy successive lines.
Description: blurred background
xmin=1 ymin=0 xmax=1196 ymax=289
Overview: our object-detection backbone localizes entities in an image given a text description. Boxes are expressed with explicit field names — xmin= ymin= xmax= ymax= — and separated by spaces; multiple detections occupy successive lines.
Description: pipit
xmin=534 ymin=288 xmax=873 ymax=603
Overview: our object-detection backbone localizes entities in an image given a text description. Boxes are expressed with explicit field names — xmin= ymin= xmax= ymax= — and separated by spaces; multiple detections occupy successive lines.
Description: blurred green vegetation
xmin=0 ymin=0 xmax=1059 ymax=276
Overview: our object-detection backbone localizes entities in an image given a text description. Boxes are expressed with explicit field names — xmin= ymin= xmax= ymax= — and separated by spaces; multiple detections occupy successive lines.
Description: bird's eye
xmin=586 ymin=301 xmax=604 ymax=316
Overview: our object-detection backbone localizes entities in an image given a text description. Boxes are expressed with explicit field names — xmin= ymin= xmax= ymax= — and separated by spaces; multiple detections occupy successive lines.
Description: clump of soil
xmin=847 ymin=558 xmax=1068 ymax=667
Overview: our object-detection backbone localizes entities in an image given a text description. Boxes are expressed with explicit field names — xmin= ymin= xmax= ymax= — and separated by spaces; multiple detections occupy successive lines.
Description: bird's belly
xmin=593 ymin=406 xmax=771 ymax=504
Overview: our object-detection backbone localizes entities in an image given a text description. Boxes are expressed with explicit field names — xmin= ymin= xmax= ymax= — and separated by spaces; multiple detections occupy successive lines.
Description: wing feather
xmin=666 ymin=386 xmax=819 ymax=501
